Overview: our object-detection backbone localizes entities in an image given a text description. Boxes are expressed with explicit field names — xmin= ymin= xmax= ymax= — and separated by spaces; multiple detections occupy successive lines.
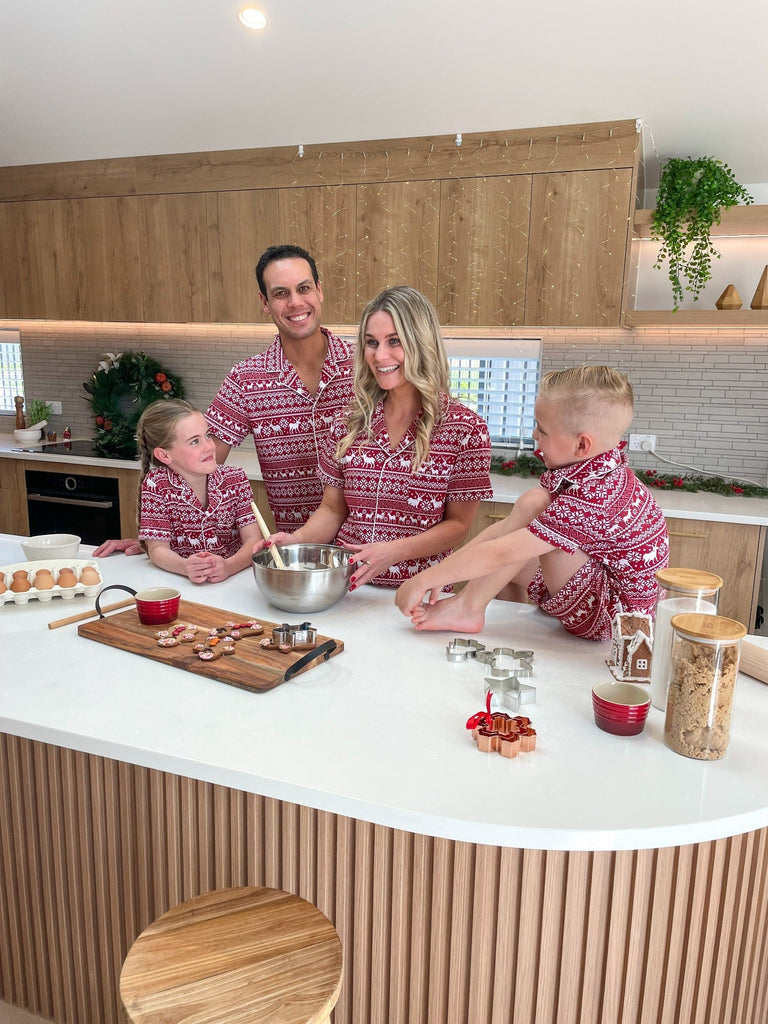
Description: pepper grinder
xmin=14 ymin=395 xmax=25 ymax=430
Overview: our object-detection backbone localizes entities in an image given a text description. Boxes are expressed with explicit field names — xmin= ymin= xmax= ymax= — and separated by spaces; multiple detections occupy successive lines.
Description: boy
xmin=394 ymin=366 xmax=669 ymax=641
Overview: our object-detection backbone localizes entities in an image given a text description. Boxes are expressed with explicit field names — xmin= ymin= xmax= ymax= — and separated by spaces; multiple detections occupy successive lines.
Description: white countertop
xmin=2 ymin=533 xmax=768 ymax=853
xmin=3 ymin=433 xmax=768 ymax=525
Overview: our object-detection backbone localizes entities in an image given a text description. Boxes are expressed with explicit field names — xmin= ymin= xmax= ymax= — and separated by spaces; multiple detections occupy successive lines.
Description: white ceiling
xmin=2 ymin=0 xmax=767 ymax=194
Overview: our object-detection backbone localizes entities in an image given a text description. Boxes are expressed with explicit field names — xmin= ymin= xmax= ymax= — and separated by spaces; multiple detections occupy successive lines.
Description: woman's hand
xmin=251 ymin=531 xmax=295 ymax=556
xmin=342 ymin=541 xmax=397 ymax=589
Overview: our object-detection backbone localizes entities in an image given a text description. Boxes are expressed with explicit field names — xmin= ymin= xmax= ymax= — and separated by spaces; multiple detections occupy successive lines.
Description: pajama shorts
xmin=527 ymin=559 xmax=618 ymax=642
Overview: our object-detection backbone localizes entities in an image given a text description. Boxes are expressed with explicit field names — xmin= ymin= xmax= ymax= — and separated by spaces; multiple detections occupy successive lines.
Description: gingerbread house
xmin=607 ymin=612 xmax=653 ymax=682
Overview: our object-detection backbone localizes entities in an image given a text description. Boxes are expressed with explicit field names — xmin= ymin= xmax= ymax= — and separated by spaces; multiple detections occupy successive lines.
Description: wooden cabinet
xmin=278 ymin=185 xmax=357 ymax=324
xmin=206 ymin=189 xmax=279 ymax=324
xmin=0 ymin=196 xmax=143 ymax=321
xmin=665 ymin=517 xmax=765 ymax=630
xmin=0 ymin=459 xmax=27 ymax=535
xmin=138 ymin=193 xmax=209 ymax=322
xmin=525 ymin=169 xmax=633 ymax=327
xmin=437 ymin=175 xmax=530 ymax=326
xmin=356 ymin=180 xmax=440 ymax=314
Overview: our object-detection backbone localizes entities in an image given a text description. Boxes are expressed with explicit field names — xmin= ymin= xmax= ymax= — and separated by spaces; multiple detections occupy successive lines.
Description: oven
xmin=25 ymin=470 xmax=121 ymax=546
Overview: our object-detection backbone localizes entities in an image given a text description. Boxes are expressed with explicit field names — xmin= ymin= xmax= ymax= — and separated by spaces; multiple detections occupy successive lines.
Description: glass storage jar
xmin=649 ymin=568 xmax=723 ymax=711
xmin=664 ymin=612 xmax=746 ymax=760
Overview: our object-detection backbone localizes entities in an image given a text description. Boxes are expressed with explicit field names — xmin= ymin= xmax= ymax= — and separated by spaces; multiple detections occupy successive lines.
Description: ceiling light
xmin=238 ymin=7 xmax=268 ymax=30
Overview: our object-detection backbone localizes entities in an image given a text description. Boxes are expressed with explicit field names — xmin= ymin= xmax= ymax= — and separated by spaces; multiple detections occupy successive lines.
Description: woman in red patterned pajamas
xmin=258 ymin=286 xmax=493 ymax=590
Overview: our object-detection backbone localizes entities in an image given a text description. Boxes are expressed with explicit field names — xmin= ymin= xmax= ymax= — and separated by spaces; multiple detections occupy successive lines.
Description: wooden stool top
xmin=120 ymin=886 xmax=343 ymax=1024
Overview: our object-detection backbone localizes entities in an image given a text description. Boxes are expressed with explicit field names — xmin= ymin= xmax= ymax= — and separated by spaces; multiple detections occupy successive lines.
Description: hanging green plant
xmin=652 ymin=156 xmax=753 ymax=310
xmin=83 ymin=351 xmax=185 ymax=459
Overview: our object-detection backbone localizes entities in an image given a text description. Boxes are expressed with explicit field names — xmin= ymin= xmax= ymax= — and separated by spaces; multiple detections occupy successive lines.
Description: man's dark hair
xmin=255 ymin=245 xmax=319 ymax=296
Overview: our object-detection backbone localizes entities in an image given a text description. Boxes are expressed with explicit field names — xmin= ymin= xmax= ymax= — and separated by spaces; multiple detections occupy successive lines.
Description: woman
xmin=261 ymin=286 xmax=493 ymax=589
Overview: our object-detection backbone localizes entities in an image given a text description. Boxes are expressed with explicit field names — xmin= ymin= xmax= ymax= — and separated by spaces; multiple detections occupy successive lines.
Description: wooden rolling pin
xmin=48 ymin=598 xmax=135 ymax=629
xmin=739 ymin=640 xmax=768 ymax=685
xmin=250 ymin=500 xmax=286 ymax=569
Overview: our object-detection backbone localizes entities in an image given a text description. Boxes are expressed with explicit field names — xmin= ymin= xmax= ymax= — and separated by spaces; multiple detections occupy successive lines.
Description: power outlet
xmin=629 ymin=433 xmax=656 ymax=452
xmin=47 ymin=401 xmax=63 ymax=415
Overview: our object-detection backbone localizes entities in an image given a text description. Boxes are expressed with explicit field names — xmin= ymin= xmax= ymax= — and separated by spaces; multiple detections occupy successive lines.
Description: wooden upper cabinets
xmin=0 ymin=122 xmax=639 ymax=326
xmin=0 ymin=195 xmax=143 ymax=320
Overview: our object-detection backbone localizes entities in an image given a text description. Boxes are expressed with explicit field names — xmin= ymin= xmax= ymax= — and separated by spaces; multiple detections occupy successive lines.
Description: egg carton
xmin=0 ymin=559 xmax=102 ymax=605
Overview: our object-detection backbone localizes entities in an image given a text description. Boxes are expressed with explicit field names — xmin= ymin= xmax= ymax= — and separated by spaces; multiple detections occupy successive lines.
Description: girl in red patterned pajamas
xmin=255 ymin=286 xmax=493 ymax=589
xmin=395 ymin=366 xmax=669 ymax=641
xmin=135 ymin=400 xmax=260 ymax=584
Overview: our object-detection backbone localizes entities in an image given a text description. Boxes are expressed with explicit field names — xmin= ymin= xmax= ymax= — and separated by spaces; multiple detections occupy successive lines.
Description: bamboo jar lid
xmin=655 ymin=567 xmax=724 ymax=593
xmin=669 ymin=613 xmax=747 ymax=642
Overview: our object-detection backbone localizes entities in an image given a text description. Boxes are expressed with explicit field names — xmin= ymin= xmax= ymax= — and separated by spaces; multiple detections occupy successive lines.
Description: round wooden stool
xmin=120 ymin=886 xmax=343 ymax=1024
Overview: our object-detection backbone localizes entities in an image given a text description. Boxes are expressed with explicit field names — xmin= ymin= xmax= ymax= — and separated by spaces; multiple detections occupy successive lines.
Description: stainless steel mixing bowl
xmin=251 ymin=543 xmax=355 ymax=612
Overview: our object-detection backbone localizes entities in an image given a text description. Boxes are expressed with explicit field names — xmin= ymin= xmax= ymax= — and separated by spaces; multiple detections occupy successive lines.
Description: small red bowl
xmin=593 ymin=711 xmax=647 ymax=736
xmin=592 ymin=681 xmax=650 ymax=736
xmin=135 ymin=587 xmax=181 ymax=625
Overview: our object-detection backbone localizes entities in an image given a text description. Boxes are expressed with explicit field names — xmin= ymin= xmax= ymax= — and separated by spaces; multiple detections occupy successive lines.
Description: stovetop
xmin=12 ymin=440 xmax=113 ymax=459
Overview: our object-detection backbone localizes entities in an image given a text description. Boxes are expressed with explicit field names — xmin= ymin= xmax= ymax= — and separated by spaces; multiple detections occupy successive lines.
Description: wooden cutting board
xmin=78 ymin=599 xmax=344 ymax=693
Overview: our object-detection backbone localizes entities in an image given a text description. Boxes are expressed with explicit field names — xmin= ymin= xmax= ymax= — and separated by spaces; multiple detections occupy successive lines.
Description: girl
xmin=259 ymin=286 xmax=493 ymax=588
xmin=135 ymin=399 xmax=259 ymax=583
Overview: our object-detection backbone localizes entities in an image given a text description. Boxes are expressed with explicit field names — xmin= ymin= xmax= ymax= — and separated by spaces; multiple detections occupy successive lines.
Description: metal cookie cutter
xmin=271 ymin=621 xmax=318 ymax=650
xmin=485 ymin=667 xmax=536 ymax=711
xmin=446 ymin=638 xmax=486 ymax=662
xmin=490 ymin=647 xmax=534 ymax=677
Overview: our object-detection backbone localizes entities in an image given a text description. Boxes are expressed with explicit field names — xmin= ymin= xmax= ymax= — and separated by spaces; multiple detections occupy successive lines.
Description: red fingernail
xmin=349 ymin=583 xmax=356 ymax=590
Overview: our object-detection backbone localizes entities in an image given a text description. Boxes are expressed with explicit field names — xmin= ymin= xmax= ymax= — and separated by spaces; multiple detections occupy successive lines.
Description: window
xmin=0 ymin=330 xmax=24 ymax=413
xmin=445 ymin=336 xmax=541 ymax=449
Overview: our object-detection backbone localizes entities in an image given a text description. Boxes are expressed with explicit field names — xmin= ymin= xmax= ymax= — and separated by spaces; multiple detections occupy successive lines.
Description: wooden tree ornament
xmin=750 ymin=266 xmax=768 ymax=309
xmin=715 ymin=284 xmax=742 ymax=310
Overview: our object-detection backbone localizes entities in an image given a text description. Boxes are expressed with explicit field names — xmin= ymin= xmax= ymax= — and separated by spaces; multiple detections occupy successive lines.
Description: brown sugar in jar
xmin=664 ymin=613 xmax=747 ymax=760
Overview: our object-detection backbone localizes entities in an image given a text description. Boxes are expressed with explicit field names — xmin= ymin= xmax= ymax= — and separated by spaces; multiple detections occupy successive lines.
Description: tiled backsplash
xmin=3 ymin=320 xmax=768 ymax=486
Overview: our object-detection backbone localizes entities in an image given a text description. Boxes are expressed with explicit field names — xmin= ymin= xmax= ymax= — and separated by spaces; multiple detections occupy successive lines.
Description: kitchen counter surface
xmin=2 ymin=532 xmax=768 ymax=853
xmin=3 ymin=433 xmax=768 ymax=525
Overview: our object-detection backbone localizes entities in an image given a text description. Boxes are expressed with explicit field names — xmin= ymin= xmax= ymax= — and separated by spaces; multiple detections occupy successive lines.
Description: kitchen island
xmin=2 ymin=535 xmax=768 ymax=1024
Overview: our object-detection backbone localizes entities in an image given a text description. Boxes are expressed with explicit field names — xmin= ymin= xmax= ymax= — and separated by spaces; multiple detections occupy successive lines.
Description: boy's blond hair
xmin=538 ymin=366 xmax=634 ymax=440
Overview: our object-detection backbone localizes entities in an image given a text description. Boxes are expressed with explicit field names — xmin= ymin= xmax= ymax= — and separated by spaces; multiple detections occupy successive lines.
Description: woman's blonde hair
xmin=337 ymin=286 xmax=450 ymax=470
xmin=134 ymin=398 xmax=199 ymax=536
xmin=538 ymin=365 xmax=634 ymax=438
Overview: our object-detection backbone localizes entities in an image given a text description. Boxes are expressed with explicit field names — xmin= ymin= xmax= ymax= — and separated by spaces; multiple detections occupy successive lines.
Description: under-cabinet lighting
xmin=238 ymin=7 xmax=268 ymax=30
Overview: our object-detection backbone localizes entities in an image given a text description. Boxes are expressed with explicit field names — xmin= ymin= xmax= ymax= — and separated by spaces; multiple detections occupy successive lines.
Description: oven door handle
xmin=27 ymin=493 xmax=115 ymax=509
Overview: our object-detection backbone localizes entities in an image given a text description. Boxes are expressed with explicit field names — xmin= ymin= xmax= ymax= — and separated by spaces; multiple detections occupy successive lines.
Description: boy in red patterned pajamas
xmin=395 ymin=366 xmax=669 ymax=641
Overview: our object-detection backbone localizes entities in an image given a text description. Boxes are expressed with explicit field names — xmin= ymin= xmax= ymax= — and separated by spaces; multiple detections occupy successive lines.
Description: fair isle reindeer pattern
xmin=205 ymin=331 xmax=354 ymax=533
xmin=527 ymin=445 xmax=669 ymax=640
xmin=317 ymin=394 xmax=493 ymax=589
xmin=139 ymin=465 xmax=256 ymax=559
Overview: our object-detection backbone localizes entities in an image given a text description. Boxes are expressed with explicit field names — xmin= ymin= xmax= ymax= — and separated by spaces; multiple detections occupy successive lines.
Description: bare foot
xmin=412 ymin=593 xmax=486 ymax=633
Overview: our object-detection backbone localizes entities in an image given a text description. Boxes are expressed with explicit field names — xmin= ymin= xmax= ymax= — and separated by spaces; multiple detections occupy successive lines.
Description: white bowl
xmin=21 ymin=534 xmax=81 ymax=561
xmin=14 ymin=428 xmax=43 ymax=445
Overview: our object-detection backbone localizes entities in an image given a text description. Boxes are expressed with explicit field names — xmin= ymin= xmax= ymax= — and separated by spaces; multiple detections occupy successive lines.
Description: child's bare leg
xmin=412 ymin=557 xmax=539 ymax=633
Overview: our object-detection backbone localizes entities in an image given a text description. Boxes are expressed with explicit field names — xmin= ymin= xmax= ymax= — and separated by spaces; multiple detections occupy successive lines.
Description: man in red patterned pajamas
xmin=205 ymin=245 xmax=354 ymax=533
xmin=396 ymin=366 xmax=669 ymax=641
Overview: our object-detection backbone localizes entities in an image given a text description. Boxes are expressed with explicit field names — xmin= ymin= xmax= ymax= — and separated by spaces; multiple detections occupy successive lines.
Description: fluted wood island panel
xmin=1 ymin=733 xmax=767 ymax=1024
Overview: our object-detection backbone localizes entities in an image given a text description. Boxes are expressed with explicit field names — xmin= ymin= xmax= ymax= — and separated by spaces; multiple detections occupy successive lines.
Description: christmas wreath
xmin=83 ymin=351 xmax=185 ymax=459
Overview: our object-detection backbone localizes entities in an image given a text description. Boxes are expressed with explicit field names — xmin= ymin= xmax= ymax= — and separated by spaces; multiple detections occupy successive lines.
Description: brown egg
xmin=79 ymin=566 xmax=101 ymax=586
xmin=34 ymin=570 xmax=55 ymax=590
xmin=0 ymin=575 xmax=6 ymax=595
xmin=10 ymin=577 xmax=32 ymax=593
xmin=12 ymin=569 xmax=29 ymax=580
xmin=56 ymin=569 xmax=78 ymax=588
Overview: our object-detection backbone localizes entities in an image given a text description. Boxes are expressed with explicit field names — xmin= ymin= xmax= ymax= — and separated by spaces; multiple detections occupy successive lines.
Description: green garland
xmin=491 ymin=456 xmax=768 ymax=498
xmin=83 ymin=351 xmax=185 ymax=459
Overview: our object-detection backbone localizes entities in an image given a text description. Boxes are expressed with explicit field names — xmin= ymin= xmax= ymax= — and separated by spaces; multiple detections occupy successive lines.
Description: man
xmin=205 ymin=244 xmax=354 ymax=533
xmin=94 ymin=245 xmax=353 ymax=557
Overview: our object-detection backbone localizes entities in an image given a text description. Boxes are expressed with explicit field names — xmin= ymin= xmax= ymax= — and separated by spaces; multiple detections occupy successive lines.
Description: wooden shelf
xmin=625 ymin=309 xmax=768 ymax=327
xmin=633 ymin=205 xmax=768 ymax=238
